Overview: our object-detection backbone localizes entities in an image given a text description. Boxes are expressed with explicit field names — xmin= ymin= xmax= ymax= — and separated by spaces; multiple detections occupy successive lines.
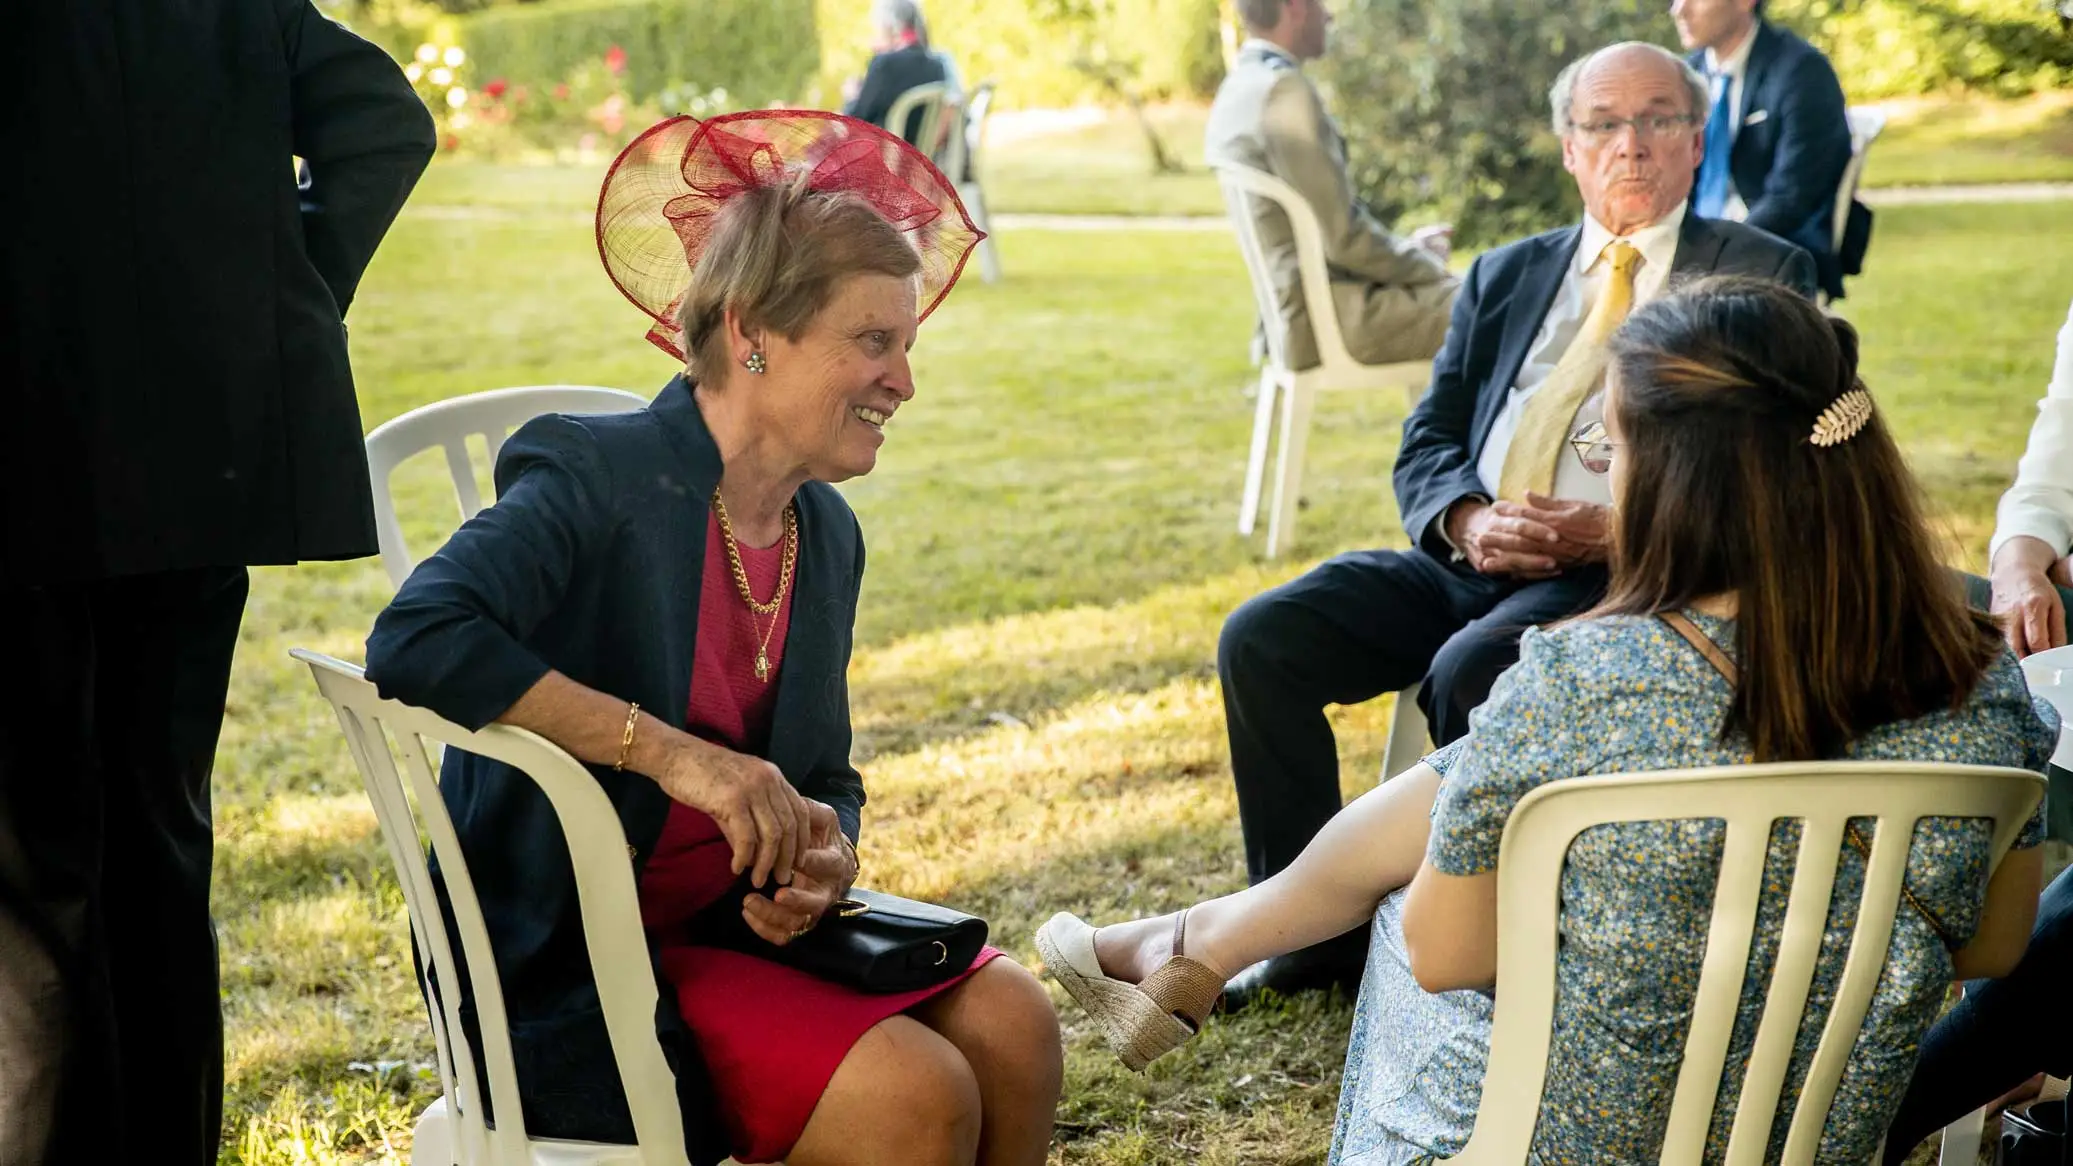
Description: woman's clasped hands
xmin=654 ymin=737 xmax=858 ymax=944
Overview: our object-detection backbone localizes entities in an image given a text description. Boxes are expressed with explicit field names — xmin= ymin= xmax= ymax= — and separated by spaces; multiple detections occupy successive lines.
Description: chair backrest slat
xmin=1659 ymin=819 xmax=1769 ymax=1160
xmin=364 ymin=385 xmax=648 ymax=589
xmin=1723 ymin=814 xmax=1846 ymax=1164
xmin=295 ymin=649 xmax=692 ymax=1164
xmin=1779 ymin=813 xmax=1911 ymax=1161
xmin=1442 ymin=762 xmax=2043 ymax=1166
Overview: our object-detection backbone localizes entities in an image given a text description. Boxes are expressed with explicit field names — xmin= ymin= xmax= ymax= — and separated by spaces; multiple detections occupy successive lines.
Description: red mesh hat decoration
xmin=597 ymin=110 xmax=984 ymax=360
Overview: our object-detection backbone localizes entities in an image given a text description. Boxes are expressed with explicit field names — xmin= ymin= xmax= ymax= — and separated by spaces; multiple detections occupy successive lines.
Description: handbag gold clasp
xmin=834 ymin=899 xmax=872 ymax=919
xmin=930 ymin=940 xmax=948 ymax=966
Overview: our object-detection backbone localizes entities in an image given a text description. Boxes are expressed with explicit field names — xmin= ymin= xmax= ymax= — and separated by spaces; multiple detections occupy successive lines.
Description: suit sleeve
xmin=1395 ymin=254 xmax=1491 ymax=555
xmin=1259 ymin=73 xmax=1451 ymax=289
xmin=281 ymin=0 xmax=436 ymax=317
xmin=1774 ymin=243 xmax=1818 ymax=298
xmin=843 ymin=52 xmax=900 ymax=128
xmin=809 ymin=515 xmax=869 ymax=844
xmin=365 ymin=416 xmax=611 ymax=730
xmin=1741 ymin=50 xmax=1850 ymax=242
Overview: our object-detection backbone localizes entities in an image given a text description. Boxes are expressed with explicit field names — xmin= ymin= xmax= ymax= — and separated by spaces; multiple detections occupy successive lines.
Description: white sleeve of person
xmin=1991 ymin=298 xmax=2073 ymax=563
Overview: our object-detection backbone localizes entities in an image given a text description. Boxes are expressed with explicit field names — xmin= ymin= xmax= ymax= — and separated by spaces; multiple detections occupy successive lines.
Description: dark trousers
xmin=1218 ymin=546 xmax=1606 ymax=896
xmin=1881 ymin=865 xmax=2073 ymax=1164
xmin=0 ymin=567 xmax=247 ymax=1166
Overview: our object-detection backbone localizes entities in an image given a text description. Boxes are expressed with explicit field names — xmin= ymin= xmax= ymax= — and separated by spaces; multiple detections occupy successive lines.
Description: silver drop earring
xmin=744 ymin=351 xmax=767 ymax=375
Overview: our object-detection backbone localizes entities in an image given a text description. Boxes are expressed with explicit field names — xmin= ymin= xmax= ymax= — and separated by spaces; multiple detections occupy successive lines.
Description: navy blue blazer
xmin=1688 ymin=21 xmax=1856 ymax=298
xmin=1395 ymin=213 xmax=1816 ymax=558
xmin=365 ymin=377 xmax=866 ymax=1160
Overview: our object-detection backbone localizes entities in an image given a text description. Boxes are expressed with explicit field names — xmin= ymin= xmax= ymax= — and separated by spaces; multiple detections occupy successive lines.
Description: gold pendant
xmin=755 ymin=650 xmax=770 ymax=682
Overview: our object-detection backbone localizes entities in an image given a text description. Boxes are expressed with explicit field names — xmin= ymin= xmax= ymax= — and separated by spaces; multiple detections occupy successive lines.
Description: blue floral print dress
xmin=1329 ymin=612 xmax=2054 ymax=1166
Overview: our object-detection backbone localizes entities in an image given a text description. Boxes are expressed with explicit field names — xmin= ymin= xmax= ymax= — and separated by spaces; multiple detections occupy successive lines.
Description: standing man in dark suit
xmin=1674 ymin=0 xmax=1862 ymax=299
xmin=1217 ymin=42 xmax=1815 ymax=1005
xmin=0 ymin=3 xmax=433 ymax=1163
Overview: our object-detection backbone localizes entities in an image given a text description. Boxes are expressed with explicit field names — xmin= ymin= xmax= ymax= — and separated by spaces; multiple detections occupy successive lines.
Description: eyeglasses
xmin=1570 ymin=113 xmax=1699 ymax=142
xmin=1569 ymin=420 xmax=1620 ymax=475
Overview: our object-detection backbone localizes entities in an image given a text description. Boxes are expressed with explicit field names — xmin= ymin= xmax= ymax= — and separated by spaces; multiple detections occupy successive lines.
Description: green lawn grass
xmin=217 ymin=160 xmax=2069 ymax=1164
xmin=974 ymin=92 xmax=2073 ymax=219
xmin=1865 ymin=91 xmax=2073 ymax=189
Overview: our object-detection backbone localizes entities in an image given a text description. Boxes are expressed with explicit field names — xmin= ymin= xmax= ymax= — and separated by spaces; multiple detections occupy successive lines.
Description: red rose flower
xmin=484 ymin=77 xmax=508 ymax=99
xmin=441 ymin=132 xmax=461 ymax=151
xmin=603 ymin=45 xmax=627 ymax=75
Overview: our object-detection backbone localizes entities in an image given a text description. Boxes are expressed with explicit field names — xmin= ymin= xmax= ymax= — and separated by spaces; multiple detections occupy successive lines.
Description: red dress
xmin=638 ymin=510 xmax=1001 ymax=1164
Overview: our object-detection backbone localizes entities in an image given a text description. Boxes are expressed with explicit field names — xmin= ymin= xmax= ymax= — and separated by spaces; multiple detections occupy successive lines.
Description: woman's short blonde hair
xmin=675 ymin=169 xmax=923 ymax=384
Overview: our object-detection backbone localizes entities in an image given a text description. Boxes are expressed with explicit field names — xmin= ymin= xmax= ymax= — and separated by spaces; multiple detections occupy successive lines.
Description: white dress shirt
xmin=1705 ymin=28 xmax=1759 ymax=221
xmin=1473 ymin=202 xmax=1689 ymax=506
xmin=1990 ymin=299 xmax=2073 ymax=563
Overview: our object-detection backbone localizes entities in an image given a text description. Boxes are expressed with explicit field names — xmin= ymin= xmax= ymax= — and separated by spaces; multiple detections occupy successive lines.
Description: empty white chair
xmin=294 ymin=649 xmax=695 ymax=1165
xmin=1211 ymin=161 xmax=1432 ymax=558
xmin=1441 ymin=760 xmax=2044 ymax=1165
xmin=364 ymin=385 xmax=648 ymax=588
xmin=941 ymin=80 xmax=1001 ymax=285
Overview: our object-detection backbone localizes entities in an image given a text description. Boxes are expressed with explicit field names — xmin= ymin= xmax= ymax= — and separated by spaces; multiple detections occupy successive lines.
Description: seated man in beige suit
xmin=1206 ymin=0 xmax=1458 ymax=368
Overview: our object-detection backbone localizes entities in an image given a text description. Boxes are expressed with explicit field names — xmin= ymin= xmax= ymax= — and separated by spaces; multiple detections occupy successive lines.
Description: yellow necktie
xmin=1496 ymin=240 xmax=1644 ymax=501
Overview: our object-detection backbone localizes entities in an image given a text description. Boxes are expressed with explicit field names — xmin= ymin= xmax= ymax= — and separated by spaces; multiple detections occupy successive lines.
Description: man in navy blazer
xmin=1217 ymin=43 xmax=1815 ymax=1005
xmin=1675 ymin=0 xmax=1861 ymax=299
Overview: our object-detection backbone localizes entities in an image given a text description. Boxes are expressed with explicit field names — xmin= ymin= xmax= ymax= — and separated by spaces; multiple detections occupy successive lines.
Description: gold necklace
xmin=711 ymin=490 xmax=798 ymax=682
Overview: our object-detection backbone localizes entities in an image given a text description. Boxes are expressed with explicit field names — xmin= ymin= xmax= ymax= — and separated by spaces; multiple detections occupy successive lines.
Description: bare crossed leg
xmin=1093 ymin=764 xmax=1444 ymax=986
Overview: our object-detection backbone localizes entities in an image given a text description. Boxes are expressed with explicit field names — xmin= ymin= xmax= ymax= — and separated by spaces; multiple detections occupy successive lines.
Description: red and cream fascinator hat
xmin=596 ymin=110 xmax=985 ymax=360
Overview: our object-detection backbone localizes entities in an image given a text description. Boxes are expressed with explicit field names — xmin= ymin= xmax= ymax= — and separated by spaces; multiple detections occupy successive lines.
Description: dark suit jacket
xmin=843 ymin=43 xmax=948 ymax=147
xmin=365 ymin=377 xmax=866 ymax=1162
xmin=3 ymin=0 xmax=434 ymax=584
xmin=1395 ymin=214 xmax=1816 ymax=557
xmin=1688 ymin=21 xmax=1856 ymax=299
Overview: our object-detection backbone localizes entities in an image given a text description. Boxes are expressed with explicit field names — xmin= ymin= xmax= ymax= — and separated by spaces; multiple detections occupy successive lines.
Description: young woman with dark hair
xmin=1040 ymin=276 xmax=2053 ymax=1165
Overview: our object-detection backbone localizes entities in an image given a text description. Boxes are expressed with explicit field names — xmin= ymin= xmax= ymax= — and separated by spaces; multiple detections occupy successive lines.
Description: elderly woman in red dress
xmin=366 ymin=112 xmax=1061 ymax=1166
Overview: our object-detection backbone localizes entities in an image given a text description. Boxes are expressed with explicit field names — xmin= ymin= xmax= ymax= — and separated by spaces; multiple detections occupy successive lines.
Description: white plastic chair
xmin=294 ymin=649 xmax=696 ymax=1166
xmin=883 ymin=82 xmax=950 ymax=167
xmin=1212 ymin=161 xmax=1433 ymax=558
xmin=1833 ymin=107 xmax=1887 ymax=260
xmin=939 ymin=80 xmax=1001 ymax=285
xmin=1380 ymin=687 xmax=1431 ymax=782
xmin=1820 ymin=107 xmax=1888 ymax=309
xmin=1930 ymin=643 xmax=2073 ymax=1166
xmin=1441 ymin=761 xmax=2045 ymax=1165
xmin=365 ymin=386 xmax=648 ymax=589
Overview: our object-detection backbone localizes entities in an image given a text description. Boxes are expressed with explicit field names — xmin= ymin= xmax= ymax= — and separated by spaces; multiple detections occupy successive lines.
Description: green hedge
xmin=1770 ymin=0 xmax=2073 ymax=98
xmin=814 ymin=0 xmax=1225 ymax=110
xmin=460 ymin=0 xmax=818 ymax=106
xmin=1322 ymin=0 xmax=1677 ymax=248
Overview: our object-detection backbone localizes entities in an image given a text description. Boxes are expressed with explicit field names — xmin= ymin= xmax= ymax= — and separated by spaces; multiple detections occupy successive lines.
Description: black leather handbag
xmin=2002 ymin=1099 xmax=2068 ymax=1166
xmin=706 ymin=886 xmax=990 ymax=994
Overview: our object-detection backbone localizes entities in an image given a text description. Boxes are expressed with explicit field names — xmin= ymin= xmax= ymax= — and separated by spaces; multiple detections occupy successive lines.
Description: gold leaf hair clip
xmin=1809 ymin=388 xmax=1874 ymax=447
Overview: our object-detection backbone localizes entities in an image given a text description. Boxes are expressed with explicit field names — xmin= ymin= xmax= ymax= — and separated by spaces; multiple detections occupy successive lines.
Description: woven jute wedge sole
xmin=1034 ymin=911 xmax=1223 ymax=1073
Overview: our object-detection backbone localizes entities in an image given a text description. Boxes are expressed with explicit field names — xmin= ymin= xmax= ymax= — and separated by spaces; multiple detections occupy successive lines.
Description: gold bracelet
xmin=614 ymin=702 xmax=641 ymax=771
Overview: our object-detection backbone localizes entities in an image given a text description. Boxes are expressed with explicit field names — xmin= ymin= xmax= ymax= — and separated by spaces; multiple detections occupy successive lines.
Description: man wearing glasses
xmin=1218 ymin=42 xmax=1816 ymax=1006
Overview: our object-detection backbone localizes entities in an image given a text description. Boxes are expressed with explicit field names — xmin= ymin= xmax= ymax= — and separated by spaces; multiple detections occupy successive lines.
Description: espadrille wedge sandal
xmin=1034 ymin=909 xmax=1225 ymax=1072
